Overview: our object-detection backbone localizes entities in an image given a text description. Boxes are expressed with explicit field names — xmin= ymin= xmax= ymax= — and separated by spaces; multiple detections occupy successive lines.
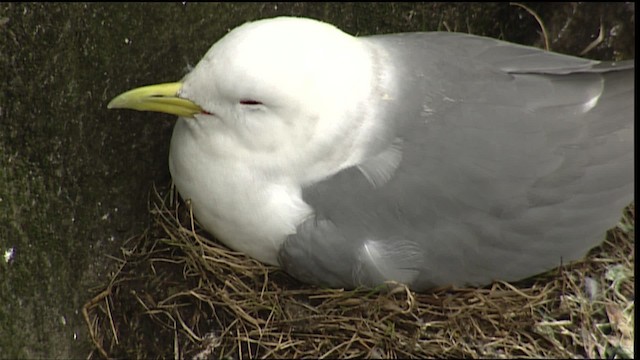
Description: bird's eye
xmin=240 ymin=99 xmax=262 ymax=105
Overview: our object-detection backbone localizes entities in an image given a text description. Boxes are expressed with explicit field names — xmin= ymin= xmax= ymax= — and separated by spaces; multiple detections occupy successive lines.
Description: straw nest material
xmin=84 ymin=186 xmax=634 ymax=359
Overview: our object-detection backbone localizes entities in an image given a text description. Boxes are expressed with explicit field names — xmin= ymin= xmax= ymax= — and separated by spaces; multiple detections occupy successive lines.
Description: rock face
xmin=0 ymin=3 xmax=634 ymax=357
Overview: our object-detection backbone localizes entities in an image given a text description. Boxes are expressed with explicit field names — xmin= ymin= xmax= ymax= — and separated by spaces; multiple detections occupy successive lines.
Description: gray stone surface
xmin=0 ymin=3 xmax=633 ymax=358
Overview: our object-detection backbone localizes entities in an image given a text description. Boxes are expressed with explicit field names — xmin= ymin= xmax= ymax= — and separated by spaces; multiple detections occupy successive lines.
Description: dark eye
xmin=240 ymin=99 xmax=262 ymax=105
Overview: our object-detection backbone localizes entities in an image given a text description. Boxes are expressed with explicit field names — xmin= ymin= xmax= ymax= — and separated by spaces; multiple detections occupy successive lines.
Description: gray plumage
xmin=279 ymin=32 xmax=634 ymax=290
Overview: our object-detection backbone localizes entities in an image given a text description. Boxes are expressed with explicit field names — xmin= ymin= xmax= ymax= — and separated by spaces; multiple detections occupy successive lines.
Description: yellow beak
xmin=107 ymin=82 xmax=202 ymax=118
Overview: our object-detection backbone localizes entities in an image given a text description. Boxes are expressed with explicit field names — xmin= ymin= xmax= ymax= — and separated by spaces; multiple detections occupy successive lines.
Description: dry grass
xmin=83 ymin=187 xmax=634 ymax=359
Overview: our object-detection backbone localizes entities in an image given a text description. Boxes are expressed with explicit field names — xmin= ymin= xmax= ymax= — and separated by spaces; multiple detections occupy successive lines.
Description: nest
xmin=83 ymin=186 xmax=634 ymax=359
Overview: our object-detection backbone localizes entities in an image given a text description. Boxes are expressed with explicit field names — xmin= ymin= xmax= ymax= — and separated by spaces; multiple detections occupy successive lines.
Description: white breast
xmin=168 ymin=118 xmax=313 ymax=265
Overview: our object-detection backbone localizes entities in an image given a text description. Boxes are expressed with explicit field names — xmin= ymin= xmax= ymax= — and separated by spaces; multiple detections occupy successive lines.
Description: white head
xmin=177 ymin=17 xmax=378 ymax=182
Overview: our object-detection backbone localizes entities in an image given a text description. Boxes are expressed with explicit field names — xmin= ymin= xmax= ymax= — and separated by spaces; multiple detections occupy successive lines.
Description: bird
xmin=108 ymin=16 xmax=634 ymax=291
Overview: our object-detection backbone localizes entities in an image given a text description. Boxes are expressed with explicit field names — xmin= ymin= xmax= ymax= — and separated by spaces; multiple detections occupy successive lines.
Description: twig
xmin=511 ymin=2 xmax=550 ymax=50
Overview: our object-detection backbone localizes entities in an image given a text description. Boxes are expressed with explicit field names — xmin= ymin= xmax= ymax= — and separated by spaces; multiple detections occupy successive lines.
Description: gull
xmin=108 ymin=17 xmax=634 ymax=291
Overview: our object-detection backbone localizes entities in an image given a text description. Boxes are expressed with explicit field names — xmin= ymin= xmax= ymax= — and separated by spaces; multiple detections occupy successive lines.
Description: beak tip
xmin=106 ymin=97 xmax=119 ymax=109
xmin=107 ymin=95 xmax=129 ymax=110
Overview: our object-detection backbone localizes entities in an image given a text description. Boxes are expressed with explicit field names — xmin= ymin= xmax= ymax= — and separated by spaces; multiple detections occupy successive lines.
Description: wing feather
xmin=280 ymin=32 xmax=634 ymax=290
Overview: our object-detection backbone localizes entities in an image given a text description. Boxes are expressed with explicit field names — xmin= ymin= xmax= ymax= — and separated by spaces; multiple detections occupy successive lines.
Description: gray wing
xmin=278 ymin=32 xmax=634 ymax=291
